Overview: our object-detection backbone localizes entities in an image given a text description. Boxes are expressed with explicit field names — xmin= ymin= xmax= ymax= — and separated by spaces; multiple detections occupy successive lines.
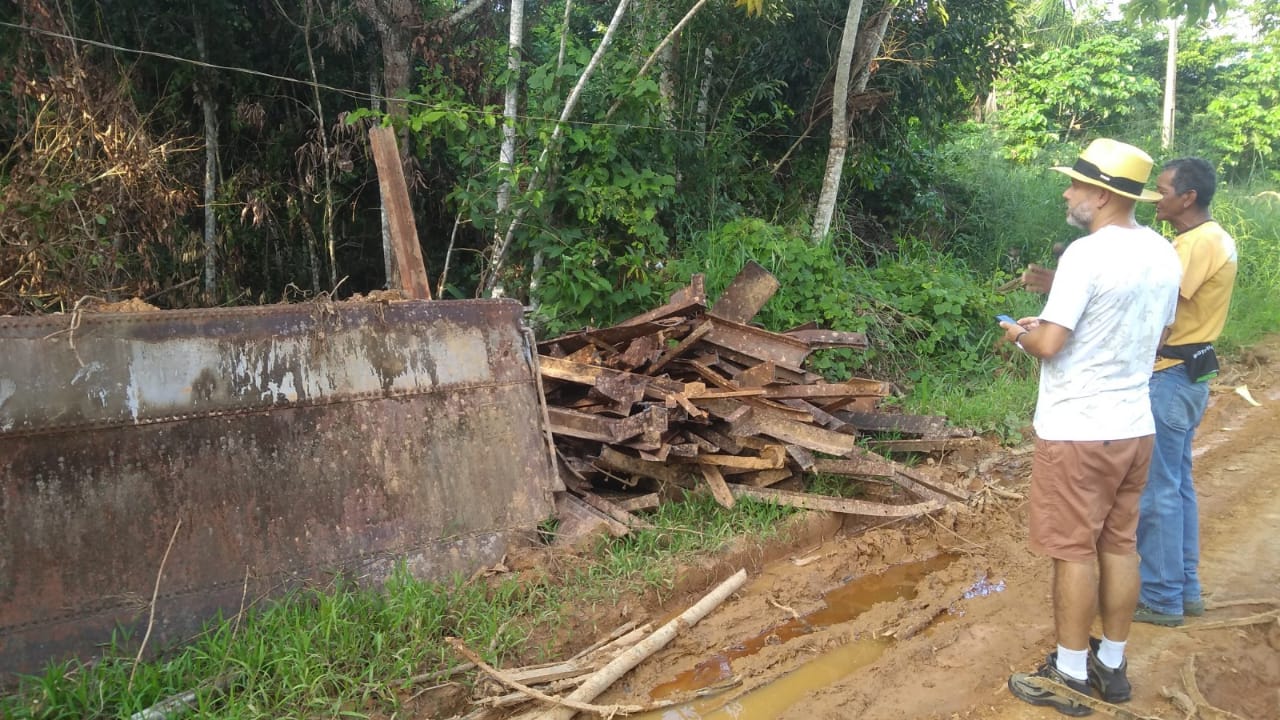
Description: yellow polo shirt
xmin=1155 ymin=221 xmax=1238 ymax=372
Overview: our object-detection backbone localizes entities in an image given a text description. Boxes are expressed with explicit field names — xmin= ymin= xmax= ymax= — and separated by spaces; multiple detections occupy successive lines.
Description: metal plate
xmin=0 ymin=299 xmax=558 ymax=678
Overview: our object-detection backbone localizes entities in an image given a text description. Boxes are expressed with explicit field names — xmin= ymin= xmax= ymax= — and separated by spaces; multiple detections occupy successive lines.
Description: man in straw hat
xmin=999 ymin=138 xmax=1182 ymax=716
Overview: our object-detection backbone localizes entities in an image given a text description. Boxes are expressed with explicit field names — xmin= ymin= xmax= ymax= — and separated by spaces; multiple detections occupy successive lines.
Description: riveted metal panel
xmin=0 ymin=299 xmax=559 ymax=679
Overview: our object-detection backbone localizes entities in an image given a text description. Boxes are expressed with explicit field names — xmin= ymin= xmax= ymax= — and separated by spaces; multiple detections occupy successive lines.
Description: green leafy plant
xmin=992 ymin=31 xmax=1161 ymax=162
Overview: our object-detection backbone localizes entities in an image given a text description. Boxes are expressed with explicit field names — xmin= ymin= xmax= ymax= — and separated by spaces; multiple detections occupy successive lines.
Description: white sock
xmin=1097 ymin=636 xmax=1126 ymax=669
xmin=1056 ymin=645 xmax=1089 ymax=681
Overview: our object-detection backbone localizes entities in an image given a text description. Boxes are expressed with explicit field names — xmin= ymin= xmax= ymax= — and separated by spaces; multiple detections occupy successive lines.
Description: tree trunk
xmin=302 ymin=0 xmax=338 ymax=290
xmin=195 ymin=17 xmax=219 ymax=304
xmin=555 ymin=0 xmax=573 ymax=86
xmin=1162 ymin=16 xmax=1178 ymax=149
xmin=811 ymin=0 xmax=865 ymax=243
xmin=772 ymin=5 xmax=891 ymax=176
xmin=483 ymin=0 xmax=633 ymax=298
xmin=602 ymin=0 xmax=710 ymax=123
xmin=494 ymin=0 xmax=524 ymax=247
xmin=370 ymin=66 xmax=394 ymax=289
xmin=696 ymin=46 xmax=713 ymax=148
xmin=358 ymin=0 xmax=419 ymax=290
xmin=851 ymin=6 xmax=892 ymax=95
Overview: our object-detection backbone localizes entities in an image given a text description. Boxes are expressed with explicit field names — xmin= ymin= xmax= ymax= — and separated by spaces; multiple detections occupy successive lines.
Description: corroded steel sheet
xmin=0 ymin=300 xmax=559 ymax=679
xmin=708 ymin=260 xmax=779 ymax=324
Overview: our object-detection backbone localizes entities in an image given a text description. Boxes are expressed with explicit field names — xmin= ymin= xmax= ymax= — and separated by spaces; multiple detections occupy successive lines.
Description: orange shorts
xmin=1028 ymin=436 xmax=1154 ymax=562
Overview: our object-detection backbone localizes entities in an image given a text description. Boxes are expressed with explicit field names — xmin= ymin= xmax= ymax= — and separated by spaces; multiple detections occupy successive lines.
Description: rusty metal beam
xmin=783 ymin=328 xmax=868 ymax=350
xmin=701 ymin=316 xmax=813 ymax=372
xmin=595 ymin=447 xmax=688 ymax=485
xmin=369 ymin=126 xmax=431 ymax=299
xmin=757 ymin=383 xmax=889 ymax=400
xmin=649 ymin=320 xmax=713 ymax=374
xmin=833 ymin=411 xmax=953 ymax=437
xmin=698 ymin=465 xmax=736 ymax=508
xmin=538 ymin=355 xmax=686 ymax=396
xmin=617 ymin=275 xmax=707 ymax=327
xmin=538 ymin=321 xmax=677 ymax=357
xmin=545 ymin=405 xmax=668 ymax=444
xmin=734 ymin=469 xmax=796 ymax=488
xmin=728 ymin=485 xmax=943 ymax=517
xmin=811 ymin=456 xmax=898 ymax=478
xmin=697 ymin=398 xmax=856 ymax=457
xmin=708 ymin=260 xmax=779 ymax=324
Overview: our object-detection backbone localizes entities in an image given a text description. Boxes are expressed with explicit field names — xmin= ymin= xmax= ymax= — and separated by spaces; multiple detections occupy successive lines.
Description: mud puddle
xmin=635 ymin=555 xmax=956 ymax=719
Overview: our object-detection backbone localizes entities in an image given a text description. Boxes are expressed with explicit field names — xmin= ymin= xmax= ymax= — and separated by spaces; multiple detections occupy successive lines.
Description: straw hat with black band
xmin=1051 ymin=138 xmax=1162 ymax=202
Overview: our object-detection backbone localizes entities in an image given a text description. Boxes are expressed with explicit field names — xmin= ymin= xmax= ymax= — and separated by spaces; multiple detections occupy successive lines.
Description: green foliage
xmin=666 ymin=218 xmax=868 ymax=381
xmin=992 ymin=31 xmax=1161 ymax=162
xmin=1189 ymin=29 xmax=1280 ymax=181
xmin=529 ymin=232 xmax=672 ymax=335
xmin=1214 ymin=189 xmax=1280 ymax=350
xmin=1122 ymin=0 xmax=1229 ymax=25
xmin=665 ymin=217 xmax=1028 ymax=389
xmin=931 ymin=125 xmax=1083 ymax=272
xmin=863 ymin=246 xmax=1011 ymax=367
xmin=576 ymin=491 xmax=796 ymax=600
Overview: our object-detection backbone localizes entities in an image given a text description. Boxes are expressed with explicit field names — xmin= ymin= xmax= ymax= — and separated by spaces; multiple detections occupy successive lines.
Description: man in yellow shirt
xmin=1134 ymin=157 xmax=1238 ymax=627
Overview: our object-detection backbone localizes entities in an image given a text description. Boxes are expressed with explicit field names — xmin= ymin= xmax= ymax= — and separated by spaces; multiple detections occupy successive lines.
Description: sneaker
xmin=1184 ymin=598 xmax=1205 ymax=616
xmin=1087 ymin=637 xmax=1132 ymax=703
xmin=1008 ymin=652 xmax=1094 ymax=717
xmin=1134 ymin=602 xmax=1183 ymax=627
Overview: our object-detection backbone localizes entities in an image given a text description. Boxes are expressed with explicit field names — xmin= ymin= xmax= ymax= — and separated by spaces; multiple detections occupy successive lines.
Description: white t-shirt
xmin=1033 ymin=224 xmax=1182 ymax=441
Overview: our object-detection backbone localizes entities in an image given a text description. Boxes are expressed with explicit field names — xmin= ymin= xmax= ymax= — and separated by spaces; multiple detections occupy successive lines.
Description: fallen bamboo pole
xmin=535 ymin=568 xmax=749 ymax=720
xmin=447 ymin=637 xmax=647 ymax=717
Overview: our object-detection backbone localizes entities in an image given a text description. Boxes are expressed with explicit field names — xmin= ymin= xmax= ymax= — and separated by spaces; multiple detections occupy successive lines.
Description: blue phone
xmin=996 ymin=314 xmax=1016 ymax=325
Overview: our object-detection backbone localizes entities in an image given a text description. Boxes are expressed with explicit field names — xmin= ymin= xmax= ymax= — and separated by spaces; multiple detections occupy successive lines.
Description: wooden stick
xmin=130 ymin=519 xmax=182 ymax=689
xmin=1023 ymin=677 xmax=1163 ymax=719
xmin=568 ymin=621 xmax=640 ymax=662
xmin=446 ymin=637 xmax=648 ymax=716
xmin=1181 ymin=654 xmax=1249 ymax=720
xmin=1204 ymin=597 xmax=1278 ymax=611
xmin=536 ymin=569 xmax=749 ymax=720
xmin=1178 ymin=609 xmax=1280 ymax=631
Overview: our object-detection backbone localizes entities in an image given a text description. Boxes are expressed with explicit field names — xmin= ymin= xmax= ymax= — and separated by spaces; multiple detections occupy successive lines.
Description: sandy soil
xmin=574 ymin=335 xmax=1280 ymax=720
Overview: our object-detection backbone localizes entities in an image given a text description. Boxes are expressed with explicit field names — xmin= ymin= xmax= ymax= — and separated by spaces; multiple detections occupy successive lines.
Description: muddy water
xmin=636 ymin=555 xmax=954 ymax=719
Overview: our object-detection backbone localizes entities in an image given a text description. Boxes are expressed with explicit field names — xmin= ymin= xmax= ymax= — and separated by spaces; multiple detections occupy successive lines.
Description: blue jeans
xmin=1137 ymin=364 xmax=1210 ymax=614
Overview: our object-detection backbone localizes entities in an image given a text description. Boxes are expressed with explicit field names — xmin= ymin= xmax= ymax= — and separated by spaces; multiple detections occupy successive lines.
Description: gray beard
xmin=1067 ymin=206 xmax=1093 ymax=230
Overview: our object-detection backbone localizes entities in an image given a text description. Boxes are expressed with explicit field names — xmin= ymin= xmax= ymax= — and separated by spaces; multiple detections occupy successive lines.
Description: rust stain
xmin=0 ymin=299 xmax=558 ymax=678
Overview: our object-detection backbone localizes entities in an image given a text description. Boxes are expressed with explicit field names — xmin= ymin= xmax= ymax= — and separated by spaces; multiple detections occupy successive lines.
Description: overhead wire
xmin=0 ymin=19 xmax=793 ymax=141
xmin=2 ymin=19 xmax=1169 ymax=150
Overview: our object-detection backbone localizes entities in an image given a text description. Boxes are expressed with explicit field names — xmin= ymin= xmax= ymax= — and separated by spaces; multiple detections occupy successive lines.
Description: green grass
xmin=1215 ymin=190 xmax=1280 ymax=352
xmin=570 ymin=492 xmax=797 ymax=605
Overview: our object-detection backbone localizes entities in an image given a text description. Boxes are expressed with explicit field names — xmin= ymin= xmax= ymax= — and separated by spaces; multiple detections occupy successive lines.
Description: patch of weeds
xmin=1 ymin=566 xmax=557 ymax=719
xmin=567 ymin=491 xmax=798 ymax=605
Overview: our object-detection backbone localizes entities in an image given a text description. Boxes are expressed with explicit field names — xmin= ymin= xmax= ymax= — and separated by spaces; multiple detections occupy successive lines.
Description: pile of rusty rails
xmin=536 ymin=262 xmax=974 ymax=541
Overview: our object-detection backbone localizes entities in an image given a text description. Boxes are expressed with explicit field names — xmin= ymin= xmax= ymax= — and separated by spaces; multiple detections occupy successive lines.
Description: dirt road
xmin=600 ymin=338 xmax=1280 ymax=720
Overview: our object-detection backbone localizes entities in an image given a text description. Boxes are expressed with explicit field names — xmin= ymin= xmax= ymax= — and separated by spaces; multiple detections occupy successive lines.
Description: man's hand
xmin=999 ymin=317 xmax=1068 ymax=359
xmin=1022 ymin=263 xmax=1056 ymax=294
xmin=1000 ymin=317 xmax=1039 ymax=346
